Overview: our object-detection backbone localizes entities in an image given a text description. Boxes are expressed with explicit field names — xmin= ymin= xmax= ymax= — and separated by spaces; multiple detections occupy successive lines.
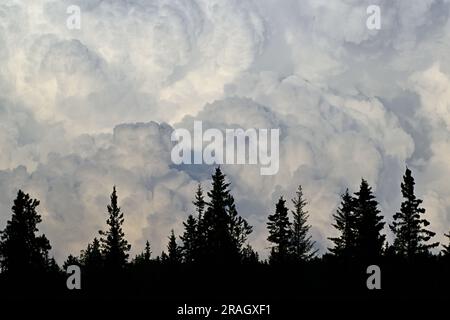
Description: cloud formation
xmin=1 ymin=0 xmax=450 ymax=261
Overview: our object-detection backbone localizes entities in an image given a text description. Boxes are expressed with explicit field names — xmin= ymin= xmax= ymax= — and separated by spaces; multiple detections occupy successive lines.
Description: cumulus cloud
xmin=1 ymin=0 xmax=450 ymax=261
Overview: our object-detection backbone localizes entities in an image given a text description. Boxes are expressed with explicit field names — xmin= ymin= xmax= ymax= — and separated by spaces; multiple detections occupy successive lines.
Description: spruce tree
xmin=80 ymin=237 xmax=103 ymax=270
xmin=203 ymin=167 xmax=233 ymax=263
xmin=443 ymin=232 xmax=450 ymax=258
xmin=290 ymin=186 xmax=317 ymax=261
xmin=353 ymin=179 xmax=385 ymax=261
xmin=167 ymin=230 xmax=182 ymax=264
xmin=63 ymin=254 xmax=80 ymax=271
xmin=202 ymin=167 xmax=252 ymax=264
xmin=133 ymin=241 xmax=152 ymax=265
xmin=241 ymin=244 xmax=259 ymax=265
xmin=0 ymin=190 xmax=51 ymax=274
xmin=226 ymin=194 xmax=253 ymax=257
xmin=192 ymin=184 xmax=207 ymax=262
xmin=390 ymin=167 xmax=438 ymax=258
xmin=329 ymin=189 xmax=357 ymax=259
xmin=267 ymin=197 xmax=292 ymax=264
xmin=193 ymin=184 xmax=206 ymax=221
xmin=180 ymin=214 xmax=198 ymax=264
xmin=99 ymin=186 xmax=131 ymax=270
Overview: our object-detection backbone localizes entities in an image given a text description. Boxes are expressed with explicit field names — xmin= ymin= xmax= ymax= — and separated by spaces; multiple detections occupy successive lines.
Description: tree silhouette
xmin=99 ymin=186 xmax=131 ymax=270
xmin=442 ymin=231 xmax=450 ymax=258
xmin=167 ymin=230 xmax=182 ymax=264
xmin=63 ymin=254 xmax=80 ymax=271
xmin=267 ymin=197 xmax=292 ymax=264
xmin=133 ymin=240 xmax=152 ymax=265
xmin=241 ymin=244 xmax=259 ymax=265
xmin=353 ymin=179 xmax=385 ymax=261
xmin=329 ymin=189 xmax=357 ymax=259
xmin=290 ymin=186 xmax=317 ymax=261
xmin=80 ymin=237 xmax=103 ymax=270
xmin=0 ymin=190 xmax=51 ymax=274
xmin=180 ymin=214 xmax=198 ymax=264
xmin=192 ymin=184 xmax=207 ymax=263
xmin=226 ymin=194 xmax=253 ymax=259
xmin=202 ymin=167 xmax=251 ymax=264
xmin=390 ymin=167 xmax=438 ymax=258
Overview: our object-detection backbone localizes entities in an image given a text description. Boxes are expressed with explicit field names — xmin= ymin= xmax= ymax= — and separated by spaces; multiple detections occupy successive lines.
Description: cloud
xmin=1 ymin=0 xmax=450 ymax=261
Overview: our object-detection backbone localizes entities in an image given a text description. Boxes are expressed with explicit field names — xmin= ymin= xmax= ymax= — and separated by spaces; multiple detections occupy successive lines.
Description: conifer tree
xmin=442 ymin=231 xmax=450 ymax=258
xmin=192 ymin=184 xmax=207 ymax=262
xmin=133 ymin=241 xmax=152 ymax=265
xmin=0 ymin=190 xmax=51 ymax=274
xmin=167 ymin=230 xmax=182 ymax=264
xmin=226 ymin=194 xmax=253 ymax=257
xmin=99 ymin=186 xmax=131 ymax=270
xmin=193 ymin=184 xmax=206 ymax=220
xmin=390 ymin=168 xmax=438 ymax=258
xmin=180 ymin=214 xmax=198 ymax=264
xmin=241 ymin=244 xmax=259 ymax=265
xmin=267 ymin=197 xmax=292 ymax=264
xmin=80 ymin=237 xmax=103 ymax=270
xmin=202 ymin=167 xmax=252 ymax=264
xmin=63 ymin=254 xmax=80 ymax=271
xmin=290 ymin=186 xmax=317 ymax=261
xmin=353 ymin=179 xmax=385 ymax=261
xmin=329 ymin=189 xmax=357 ymax=259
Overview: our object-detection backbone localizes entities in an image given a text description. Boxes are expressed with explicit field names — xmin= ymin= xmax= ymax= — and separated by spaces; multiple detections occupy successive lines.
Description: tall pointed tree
xmin=193 ymin=184 xmax=206 ymax=221
xmin=267 ymin=197 xmax=292 ymax=264
xmin=180 ymin=214 xmax=198 ymax=264
xmin=80 ymin=237 xmax=103 ymax=270
xmin=290 ymin=186 xmax=317 ymax=261
xmin=390 ymin=167 xmax=438 ymax=258
xmin=353 ymin=179 xmax=385 ymax=261
xmin=202 ymin=167 xmax=252 ymax=264
xmin=167 ymin=230 xmax=182 ymax=264
xmin=0 ymin=190 xmax=51 ymax=274
xmin=329 ymin=189 xmax=357 ymax=259
xmin=99 ymin=186 xmax=131 ymax=270
xmin=133 ymin=240 xmax=152 ymax=265
xmin=226 ymin=194 xmax=252 ymax=258
xmin=192 ymin=184 xmax=207 ymax=262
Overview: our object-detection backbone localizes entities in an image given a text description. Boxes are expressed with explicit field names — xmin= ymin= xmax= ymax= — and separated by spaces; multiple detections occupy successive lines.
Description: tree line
xmin=0 ymin=166 xmax=450 ymax=293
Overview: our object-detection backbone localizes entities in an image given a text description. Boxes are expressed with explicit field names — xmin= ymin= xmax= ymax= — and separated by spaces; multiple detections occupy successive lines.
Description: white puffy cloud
xmin=1 ymin=0 xmax=450 ymax=261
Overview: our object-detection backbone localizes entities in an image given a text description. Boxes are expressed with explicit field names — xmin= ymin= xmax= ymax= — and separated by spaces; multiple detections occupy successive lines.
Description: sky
xmin=1 ymin=0 xmax=450 ymax=262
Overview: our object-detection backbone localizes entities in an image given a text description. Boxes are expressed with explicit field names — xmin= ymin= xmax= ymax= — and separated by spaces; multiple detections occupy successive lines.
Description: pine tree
xmin=442 ymin=232 xmax=450 ymax=258
xmin=329 ymin=189 xmax=357 ymax=259
xmin=202 ymin=167 xmax=252 ymax=264
xmin=390 ymin=167 xmax=438 ymax=258
xmin=226 ymin=194 xmax=253 ymax=257
xmin=63 ymin=254 xmax=80 ymax=271
xmin=99 ymin=186 xmax=131 ymax=270
xmin=290 ymin=186 xmax=317 ymax=261
xmin=353 ymin=179 xmax=385 ymax=261
xmin=203 ymin=167 xmax=233 ymax=263
xmin=143 ymin=240 xmax=152 ymax=261
xmin=167 ymin=230 xmax=182 ymax=264
xmin=180 ymin=215 xmax=198 ymax=264
xmin=267 ymin=197 xmax=292 ymax=264
xmin=192 ymin=184 xmax=207 ymax=262
xmin=133 ymin=241 xmax=152 ymax=265
xmin=193 ymin=184 xmax=206 ymax=221
xmin=80 ymin=237 xmax=103 ymax=270
xmin=0 ymin=190 xmax=51 ymax=274
xmin=241 ymin=244 xmax=259 ymax=265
